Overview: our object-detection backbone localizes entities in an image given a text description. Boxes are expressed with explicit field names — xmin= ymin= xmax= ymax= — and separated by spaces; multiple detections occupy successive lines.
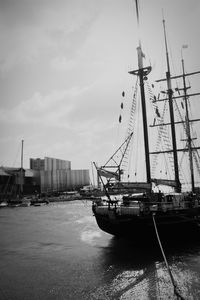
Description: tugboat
xmin=92 ymin=0 xmax=200 ymax=242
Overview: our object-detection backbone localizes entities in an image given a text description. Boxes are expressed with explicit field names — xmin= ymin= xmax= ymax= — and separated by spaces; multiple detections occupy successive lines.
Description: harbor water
xmin=0 ymin=200 xmax=200 ymax=300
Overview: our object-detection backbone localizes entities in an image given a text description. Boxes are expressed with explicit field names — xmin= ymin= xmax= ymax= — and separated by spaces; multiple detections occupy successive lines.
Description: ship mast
xmin=181 ymin=56 xmax=195 ymax=192
xmin=163 ymin=19 xmax=181 ymax=192
xmin=154 ymin=40 xmax=200 ymax=192
xmin=20 ymin=139 xmax=24 ymax=197
xmin=129 ymin=0 xmax=151 ymax=184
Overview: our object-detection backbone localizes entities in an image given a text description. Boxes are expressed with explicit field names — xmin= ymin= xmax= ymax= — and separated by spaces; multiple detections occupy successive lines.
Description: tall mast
xmin=137 ymin=46 xmax=151 ymax=183
xmin=163 ymin=19 xmax=181 ymax=192
xmin=181 ymin=56 xmax=195 ymax=192
xmin=129 ymin=0 xmax=151 ymax=184
xmin=20 ymin=139 xmax=24 ymax=196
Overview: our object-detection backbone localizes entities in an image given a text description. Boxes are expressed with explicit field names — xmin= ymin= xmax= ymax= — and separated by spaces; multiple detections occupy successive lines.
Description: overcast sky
xmin=0 ymin=0 xmax=200 ymax=174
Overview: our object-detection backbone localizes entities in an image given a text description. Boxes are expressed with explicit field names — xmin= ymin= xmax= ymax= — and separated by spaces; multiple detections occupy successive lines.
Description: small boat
xmin=31 ymin=198 xmax=49 ymax=206
xmin=19 ymin=197 xmax=31 ymax=207
xmin=0 ymin=201 xmax=8 ymax=208
xmin=32 ymin=201 xmax=49 ymax=207
xmin=92 ymin=0 xmax=200 ymax=242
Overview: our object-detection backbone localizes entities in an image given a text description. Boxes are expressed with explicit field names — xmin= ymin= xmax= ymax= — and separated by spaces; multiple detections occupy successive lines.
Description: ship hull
xmin=94 ymin=210 xmax=200 ymax=243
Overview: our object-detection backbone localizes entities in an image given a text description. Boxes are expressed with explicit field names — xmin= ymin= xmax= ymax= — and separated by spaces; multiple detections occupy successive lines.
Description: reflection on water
xmin=0 ymin=201 xmax=200 ymax=300
xmin=81 ymin=230 xmax=102 ymax=245
xmin=85 ymin=228 xmax=200 ymax=299
xmin=91 ymin=235 xmax=200 ymax=299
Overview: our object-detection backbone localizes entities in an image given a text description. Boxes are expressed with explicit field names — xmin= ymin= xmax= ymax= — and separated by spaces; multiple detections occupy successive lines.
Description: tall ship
xmin=92 ymin=0 xmax=200 ymax=242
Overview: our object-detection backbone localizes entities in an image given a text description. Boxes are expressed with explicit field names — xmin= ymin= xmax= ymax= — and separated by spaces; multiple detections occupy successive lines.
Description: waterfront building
xmin=30 ymin=157 xmax=89 ymax=193
xmin=0 ymin=167 xmax=40 ymax=197
xmin=0 ymin=157 xmax=90 ymax=197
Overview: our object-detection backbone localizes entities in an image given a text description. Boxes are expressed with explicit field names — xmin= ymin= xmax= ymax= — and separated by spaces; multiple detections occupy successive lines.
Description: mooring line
xmin=152 ymin=213 xmax=185 ymax=300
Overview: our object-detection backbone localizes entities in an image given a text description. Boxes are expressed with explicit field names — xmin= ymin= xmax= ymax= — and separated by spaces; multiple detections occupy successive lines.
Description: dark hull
xmin=94 ymin=211 xmax=200 ymax=244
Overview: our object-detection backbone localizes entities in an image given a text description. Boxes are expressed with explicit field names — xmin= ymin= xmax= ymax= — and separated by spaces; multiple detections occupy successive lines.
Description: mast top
xmin=135 ymin=0 xmax=142 ymax=48
xmin=162 ymin=18 xmax=171 ymax=75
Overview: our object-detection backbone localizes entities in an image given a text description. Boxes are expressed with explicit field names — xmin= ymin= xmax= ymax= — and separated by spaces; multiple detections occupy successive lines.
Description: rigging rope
xmin=174 ymin=90 xmax=200 ymax=186
xmin=179 ymin=148 xmax=190 ymax=187
xmin=188 ymin=99 xmax=200 ymax=179
xmin=147 ymin=82 xmax=174 ymax=180
xmin=152 ymin=214 xmax=185 ymax=300
xmin=192 ymin=142 xmax=200 ymax=179
xmin=121 ymin=78 xmax=138 ymax=180
xmin=115 ymin=93 xmax=124 ymax=151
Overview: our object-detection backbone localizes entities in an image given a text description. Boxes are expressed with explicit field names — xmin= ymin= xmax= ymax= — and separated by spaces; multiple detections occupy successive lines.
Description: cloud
xmin=0 ymin=76 xmax=122 ymax=169
xmin=0 ymin=86 xmax=93 ymax=127
xmin=1 ymin=0 xmax=199 ymax=172
xmin=50 ymin=57 xmax=77 ymax=71
xmin=0 ymin=0 xmax=100 ymax=72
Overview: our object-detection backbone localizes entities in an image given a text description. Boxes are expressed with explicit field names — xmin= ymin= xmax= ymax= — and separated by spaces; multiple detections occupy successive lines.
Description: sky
xmin=0 ymin=0 xmax=200 ymax=178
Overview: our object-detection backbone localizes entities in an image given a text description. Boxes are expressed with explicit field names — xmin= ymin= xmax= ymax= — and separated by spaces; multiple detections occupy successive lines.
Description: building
xmin=30 ymin=157 xmax=90 ymax=193
xmin=0 ymin=157 xmax=90 ymax=197
xmin=30 ymin=158 xmax=45 ymax=170
xmin=0 ymin=167 xmax=40 ymax=198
